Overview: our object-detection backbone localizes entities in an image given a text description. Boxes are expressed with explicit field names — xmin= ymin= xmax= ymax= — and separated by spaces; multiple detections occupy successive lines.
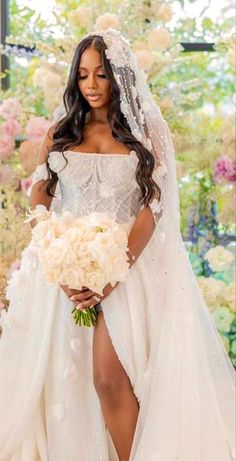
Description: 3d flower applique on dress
xmin=70 ymin=338 xmax=82 ymax=353
xmin=63 ymin=361 xmax=79 ymax=383
xmin=48 ymin=151 xmax=67 ymax=173
xmin=49 ymin=404 xmax=65 ymax=421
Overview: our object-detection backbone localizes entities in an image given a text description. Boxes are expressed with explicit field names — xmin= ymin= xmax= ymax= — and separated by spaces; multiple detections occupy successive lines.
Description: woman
xmin=0 ymin=29 xmax=235 ymax=461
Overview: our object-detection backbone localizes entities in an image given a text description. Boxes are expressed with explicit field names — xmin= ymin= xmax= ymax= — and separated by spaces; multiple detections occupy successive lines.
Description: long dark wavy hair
xmin=46 ymin=34 xmax=161 ymax=206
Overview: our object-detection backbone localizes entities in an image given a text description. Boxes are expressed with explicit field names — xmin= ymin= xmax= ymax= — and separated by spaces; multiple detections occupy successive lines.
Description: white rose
xmin=59 ymin=265 xmax=85 ymax=290
xmin=156 ymin=3 xmax=173 ymax=22
xmin=135 ymin=49 xmax=154 ymax=71
xmin=147 ymin=27 xmax=172 ymax=52
xmin=95 ymin=13 xmax=120 ymax=31
xmin=87 ymin=212 xmax=114 ymax=229
xmin=204 ymin=245 xmax=234 ymax=272
xmin=68 ymin=6 xmax=93 ymax=28
xmin=83 ymin=268 xmax=107 ymax=295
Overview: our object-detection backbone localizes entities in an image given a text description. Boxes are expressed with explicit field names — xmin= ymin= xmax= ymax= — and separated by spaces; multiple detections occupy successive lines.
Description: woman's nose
xmin=87 ymin=74 xmax=97 ymax=89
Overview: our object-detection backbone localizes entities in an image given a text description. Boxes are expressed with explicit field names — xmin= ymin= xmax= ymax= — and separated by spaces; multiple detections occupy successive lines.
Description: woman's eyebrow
xmin=78 ymin=65 xmax=103 ymax=71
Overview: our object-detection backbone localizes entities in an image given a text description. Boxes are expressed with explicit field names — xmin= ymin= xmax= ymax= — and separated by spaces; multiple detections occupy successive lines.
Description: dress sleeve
xmin=28 ymin=163 xmax=49 ymax=196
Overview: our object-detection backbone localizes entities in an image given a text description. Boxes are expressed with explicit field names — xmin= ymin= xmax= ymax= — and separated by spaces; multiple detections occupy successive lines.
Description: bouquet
xmin=26 ymin=205 xmax=131 ymax=327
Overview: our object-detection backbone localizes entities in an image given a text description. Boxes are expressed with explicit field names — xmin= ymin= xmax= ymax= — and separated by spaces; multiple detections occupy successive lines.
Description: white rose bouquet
xmin=25 ymin=206 xmax=131 ymax=327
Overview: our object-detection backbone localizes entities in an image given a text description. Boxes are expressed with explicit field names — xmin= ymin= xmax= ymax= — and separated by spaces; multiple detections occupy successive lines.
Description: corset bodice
xmin=48 ymin=150 xmax=141 ymax=224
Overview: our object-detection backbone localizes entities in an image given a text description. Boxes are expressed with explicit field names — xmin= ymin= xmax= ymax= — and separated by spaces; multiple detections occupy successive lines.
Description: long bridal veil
xmin=91 ymin=28 xmax=235 ymax=461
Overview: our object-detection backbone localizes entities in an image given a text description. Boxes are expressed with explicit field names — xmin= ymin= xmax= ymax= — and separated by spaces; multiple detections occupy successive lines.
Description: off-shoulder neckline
xmin=50 ymin=150 xmax=136 ymax=158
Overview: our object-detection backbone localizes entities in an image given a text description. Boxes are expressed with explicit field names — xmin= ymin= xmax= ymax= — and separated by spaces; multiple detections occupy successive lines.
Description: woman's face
xmin=77 ymin=46 xmax=111 ymax=109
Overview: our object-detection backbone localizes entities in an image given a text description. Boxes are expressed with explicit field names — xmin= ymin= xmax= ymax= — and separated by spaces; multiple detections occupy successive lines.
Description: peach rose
xmin=25 ymin=116 xmax=52 ymax=143
xmin=19 ymin=140 xmax=39 ymax=175
xmin=156 ymin=4 xmax=173 ymax=22
xmin=95 ymin=13 xmax=120 ymax=30
xmin=135 ymin=49 xmax=154 ymax=71
xmin=0 ymin=98 xmax=22 ymax=120
xmin=2 ymin=119 xmax=21 ymax=137
xmin=68 ymin=6 xmax=93 ymax=28
xmin=147 ymin=27 xmax=172 ymax=52
xmin=0 ymin=134 xmax=15 ymax=160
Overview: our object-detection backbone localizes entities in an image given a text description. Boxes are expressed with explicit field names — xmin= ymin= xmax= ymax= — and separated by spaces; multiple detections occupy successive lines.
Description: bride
xmin=0 ymin=29 xmax=235 ymax=461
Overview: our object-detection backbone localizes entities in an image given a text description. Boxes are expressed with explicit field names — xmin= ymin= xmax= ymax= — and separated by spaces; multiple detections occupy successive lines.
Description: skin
xmin=30 ymin=46 xmax=156 ymax=461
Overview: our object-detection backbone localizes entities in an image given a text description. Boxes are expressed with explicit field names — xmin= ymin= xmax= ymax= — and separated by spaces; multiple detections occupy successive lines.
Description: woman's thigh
xmin=92 ymin=311 xmax=133 ymax=394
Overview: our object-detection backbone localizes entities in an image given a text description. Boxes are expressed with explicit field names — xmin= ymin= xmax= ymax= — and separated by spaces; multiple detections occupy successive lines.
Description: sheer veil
xmin=55 ymin=28 xmax=235 ymax=460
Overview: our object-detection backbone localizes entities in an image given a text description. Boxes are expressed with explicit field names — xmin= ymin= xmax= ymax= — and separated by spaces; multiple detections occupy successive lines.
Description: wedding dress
xmin=0 ymin=27 xmax=235 ymax=461
xmin=0 ymin=148 xmax=235 ymax=461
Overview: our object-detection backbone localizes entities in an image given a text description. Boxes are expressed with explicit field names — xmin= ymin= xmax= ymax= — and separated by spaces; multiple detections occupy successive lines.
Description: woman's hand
xmin=61 ymin=282 xmax=119 ymax=311
xmin=60 ymin=285 xmax=101 ymax=310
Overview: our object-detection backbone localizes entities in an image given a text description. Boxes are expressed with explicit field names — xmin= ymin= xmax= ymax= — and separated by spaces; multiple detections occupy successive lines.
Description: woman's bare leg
xmin=93 ymin=311 xmax=139 ymax=461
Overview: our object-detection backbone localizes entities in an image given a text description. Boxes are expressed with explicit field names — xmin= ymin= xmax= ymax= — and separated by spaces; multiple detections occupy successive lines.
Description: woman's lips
xmin=86 ymin=94 xmax=102 ymax=101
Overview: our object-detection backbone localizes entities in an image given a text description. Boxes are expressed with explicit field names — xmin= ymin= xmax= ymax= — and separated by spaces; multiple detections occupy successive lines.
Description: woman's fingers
xmin=72 ymin=295 xmax=102 ymax=310
xmin=70 ymin=289 xmax=95 ymax=303
xmin=60 ymin=284 xmax=102 ymax=309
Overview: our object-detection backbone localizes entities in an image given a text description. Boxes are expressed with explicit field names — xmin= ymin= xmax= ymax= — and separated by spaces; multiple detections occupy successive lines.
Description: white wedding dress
xmin=0 ymin=150 xmax=235 ymax=461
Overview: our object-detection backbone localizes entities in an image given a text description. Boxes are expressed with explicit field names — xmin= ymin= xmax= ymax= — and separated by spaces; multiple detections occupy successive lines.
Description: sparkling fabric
xmin=0 ymin=151 xmax=235 ymax=461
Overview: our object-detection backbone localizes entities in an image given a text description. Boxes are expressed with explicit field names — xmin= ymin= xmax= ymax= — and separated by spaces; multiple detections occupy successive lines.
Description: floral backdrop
xmin=0 ymin=0 xmax=235 ymax=364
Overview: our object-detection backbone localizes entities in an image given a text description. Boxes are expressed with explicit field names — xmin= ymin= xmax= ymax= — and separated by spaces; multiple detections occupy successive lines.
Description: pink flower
xmin=2 ymin=119 xmax=21 ymax=138
xmin=0 ymin=98 xmax=22 ymax=120
xmin=0 ymin=164 xmax=17 ymax=185
xmin=214 ymin=155 xmax=236 ymax=183
xmin=0 ymin=134 xmax=15 ymax=160
xmin=21 ymin=177 xmax=33 ymax=195
xmin=25 ymin=115 xmax=51 ymax=143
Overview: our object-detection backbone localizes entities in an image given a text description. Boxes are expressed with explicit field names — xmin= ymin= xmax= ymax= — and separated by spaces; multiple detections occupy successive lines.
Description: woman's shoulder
xmin=38 ymin=122 xmax=58 ymax=165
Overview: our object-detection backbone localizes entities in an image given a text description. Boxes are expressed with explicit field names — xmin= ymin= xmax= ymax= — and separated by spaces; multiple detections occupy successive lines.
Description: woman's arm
xmin=29 ymin=124 xmax=57 ymax=226
xmin=126 ymin=205 xmax=156 ymax=268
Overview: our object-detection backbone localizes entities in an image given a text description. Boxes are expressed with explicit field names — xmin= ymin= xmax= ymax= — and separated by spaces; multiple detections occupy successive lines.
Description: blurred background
xmin=0 ymin=0 xmax=235 ymax=364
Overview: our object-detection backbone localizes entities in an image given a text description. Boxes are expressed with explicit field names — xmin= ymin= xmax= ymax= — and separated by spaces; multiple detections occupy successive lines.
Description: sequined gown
xmin=0 ymin=150 xmax=235 ymax=461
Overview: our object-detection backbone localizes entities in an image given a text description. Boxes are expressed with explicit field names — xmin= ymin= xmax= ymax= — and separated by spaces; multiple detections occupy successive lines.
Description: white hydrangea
xmin=221 ymin=282 xmax=236 ymax=313
xmin=212 ymin=306 xmax=235 ymax=333
xmin=197 ymin=276 xmax=226 ymax=310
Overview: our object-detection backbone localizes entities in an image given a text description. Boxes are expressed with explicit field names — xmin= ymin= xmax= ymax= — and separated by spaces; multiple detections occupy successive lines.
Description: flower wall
xmin=0 ymin=0 xmax=235 ymax=362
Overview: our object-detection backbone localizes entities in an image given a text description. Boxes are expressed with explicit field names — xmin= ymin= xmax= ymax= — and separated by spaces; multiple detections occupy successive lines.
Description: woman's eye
xmin=97 ymin=74 xmax=106 ymax=78
xmin=78 ymin=75 xmax=87 ymax=80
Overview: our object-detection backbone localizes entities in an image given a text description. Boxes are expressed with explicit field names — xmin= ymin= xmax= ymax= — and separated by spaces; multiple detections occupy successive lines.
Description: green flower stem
xmin=71 ymin=305 xmax=98 ymax=327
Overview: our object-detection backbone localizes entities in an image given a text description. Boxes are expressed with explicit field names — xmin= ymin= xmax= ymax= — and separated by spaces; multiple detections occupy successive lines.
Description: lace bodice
xmin=49 ymin=150 xmax=142 ymax=224
xmin=30 ymin=149 xmax=164 ymax=226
